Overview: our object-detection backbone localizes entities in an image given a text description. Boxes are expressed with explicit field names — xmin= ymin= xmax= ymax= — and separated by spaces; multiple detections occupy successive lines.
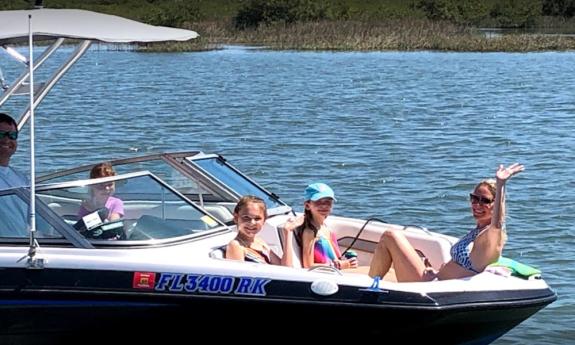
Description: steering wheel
xmin=73 ymin=208 xmax=121 ymax=239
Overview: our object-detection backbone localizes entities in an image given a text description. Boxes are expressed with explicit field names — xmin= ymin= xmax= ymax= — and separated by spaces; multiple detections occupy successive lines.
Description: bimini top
xmin=0 ymin=8 xmax=199 ymax=44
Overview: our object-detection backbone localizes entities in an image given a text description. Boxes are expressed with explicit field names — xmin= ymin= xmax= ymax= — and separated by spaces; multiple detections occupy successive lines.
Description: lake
xmin=2 ymin=45 xmax=574 ymax=344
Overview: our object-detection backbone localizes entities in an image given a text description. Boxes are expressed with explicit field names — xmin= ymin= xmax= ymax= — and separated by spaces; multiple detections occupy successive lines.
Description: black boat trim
xmin=0 ymin=267 xmax=557 ymax=312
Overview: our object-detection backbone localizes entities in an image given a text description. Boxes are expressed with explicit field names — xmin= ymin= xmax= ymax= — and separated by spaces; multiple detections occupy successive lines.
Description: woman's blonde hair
xmin=475 ymin=178 xmax=496 ymax=198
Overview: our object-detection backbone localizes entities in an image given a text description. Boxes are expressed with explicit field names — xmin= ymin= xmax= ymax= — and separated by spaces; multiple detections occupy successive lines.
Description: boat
xmin=0 ymin=7 xmax=556 ymax=345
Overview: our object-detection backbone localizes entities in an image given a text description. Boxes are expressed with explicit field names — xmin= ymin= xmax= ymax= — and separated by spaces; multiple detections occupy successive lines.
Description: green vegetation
xmin=4 ymin=0 xmax=575 ymax=51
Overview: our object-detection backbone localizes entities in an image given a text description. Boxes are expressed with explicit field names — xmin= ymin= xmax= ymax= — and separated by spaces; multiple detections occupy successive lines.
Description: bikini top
xmin=450 ymin=226 xmax=483 ymax=273
xmin=244 ymin=245 xmax=272 ymax=264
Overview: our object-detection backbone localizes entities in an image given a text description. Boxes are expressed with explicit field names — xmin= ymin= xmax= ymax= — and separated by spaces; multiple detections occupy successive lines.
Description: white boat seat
xmin=209 ymin=246 xmax=226 ymax=259
xmin=47 ymin=202 xmax=62 ymax=210
xmin=277 ymin=223 xmax=303 ymax=268
xmin=203 ymin=204 xmax=233 ymax=224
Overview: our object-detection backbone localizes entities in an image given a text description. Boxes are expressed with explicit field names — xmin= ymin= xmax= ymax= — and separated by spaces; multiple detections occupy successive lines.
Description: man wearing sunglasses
xmin=0 ymin=112 xmax=28 ymax=190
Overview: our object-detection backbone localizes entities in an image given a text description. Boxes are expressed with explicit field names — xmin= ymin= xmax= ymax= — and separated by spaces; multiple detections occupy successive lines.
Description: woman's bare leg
xmin=368 ymin=233 xmax=393 ymax=278
xmin=368 ymin=231 xmax=428 ymax=282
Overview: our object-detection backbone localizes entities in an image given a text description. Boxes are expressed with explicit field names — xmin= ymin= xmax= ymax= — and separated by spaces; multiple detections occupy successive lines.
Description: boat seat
xmin=47 ymin=202 xmax=62 ymax=211
xmin=209 ymin=246 xmax=226 ymax=259
xmin=272 ymin=217 xmax=400 ymax=281
xmin=276 ymin=223 xmax=303 ymax=268
xmin=62 ymin=214 xmax=79 ymax=223
xmin=203 ymin=204 xmax=234 ymax=224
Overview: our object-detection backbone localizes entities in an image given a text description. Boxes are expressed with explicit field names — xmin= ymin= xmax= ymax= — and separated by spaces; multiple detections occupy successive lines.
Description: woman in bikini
xmin=226 ymin=195 xmax=294 ymax=265
xmin=368 ymin=163 xmax=524 ymax=282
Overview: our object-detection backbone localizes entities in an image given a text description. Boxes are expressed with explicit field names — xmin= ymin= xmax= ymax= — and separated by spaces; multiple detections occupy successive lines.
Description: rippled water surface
xmin=3 ymin=46 xmax=574 ymax=344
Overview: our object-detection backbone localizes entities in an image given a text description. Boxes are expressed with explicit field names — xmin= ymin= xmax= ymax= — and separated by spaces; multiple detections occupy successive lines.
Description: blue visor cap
xmin=304 ymin=183 xmax=336 ymax=202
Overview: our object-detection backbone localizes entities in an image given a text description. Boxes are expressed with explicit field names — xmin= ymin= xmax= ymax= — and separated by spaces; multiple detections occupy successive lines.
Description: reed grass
xmin=139 ymin=18 xmax=575 ymax=52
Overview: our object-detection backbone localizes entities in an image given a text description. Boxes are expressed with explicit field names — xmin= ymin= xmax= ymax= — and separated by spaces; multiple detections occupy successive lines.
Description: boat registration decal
xmin=133 ymin=272 xmax=270 ymax=296
xmin=133 ymin=272 xmax=156 ymax=289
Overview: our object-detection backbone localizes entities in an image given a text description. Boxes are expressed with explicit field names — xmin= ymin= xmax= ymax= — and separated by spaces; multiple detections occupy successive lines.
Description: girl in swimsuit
xmin=225 ymin=195 xmax=294 ymax=266
xmin=368 ymin=163 xmax=524 ymax=282
xmin=286 ymin=183 xmax=358 ymax=270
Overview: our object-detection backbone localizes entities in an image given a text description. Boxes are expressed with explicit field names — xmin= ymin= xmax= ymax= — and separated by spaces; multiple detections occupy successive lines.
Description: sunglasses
xmin=469 ymin=193 xmax=493 ymax=205
xmin=0 ymin=130 xmax=18 ymax=140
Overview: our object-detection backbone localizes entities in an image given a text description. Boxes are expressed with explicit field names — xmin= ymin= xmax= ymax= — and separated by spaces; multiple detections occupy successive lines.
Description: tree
xmin=542 ymin=0 xmax=575 ymax=16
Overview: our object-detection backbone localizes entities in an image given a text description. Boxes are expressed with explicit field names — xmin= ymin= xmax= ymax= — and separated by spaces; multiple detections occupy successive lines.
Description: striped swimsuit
xmin=244 ymin=246 xmax=271 ymax=264
xmin=313 ymin=231 xmax=341 ymax=265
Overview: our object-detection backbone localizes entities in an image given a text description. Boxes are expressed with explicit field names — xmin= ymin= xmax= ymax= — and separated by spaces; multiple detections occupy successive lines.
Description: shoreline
xmin=135 ymin=20 xmax=575 ymax=53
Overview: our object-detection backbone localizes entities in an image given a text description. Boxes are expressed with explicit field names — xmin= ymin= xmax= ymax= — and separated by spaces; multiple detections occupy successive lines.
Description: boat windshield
xmin=34 ymin=171 xmax=226 ymax=243
xmin=39 ymin=155 xmax=231 ymax=203
xmin=37 ymin=152 xmax=291 ymax=217
xmin=187 ymin=155 xmax=286 ymax=211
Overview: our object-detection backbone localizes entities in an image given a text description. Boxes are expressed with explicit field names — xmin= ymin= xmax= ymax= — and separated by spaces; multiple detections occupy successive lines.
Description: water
xmin=2 ymin=45 xmax=574 ymax=344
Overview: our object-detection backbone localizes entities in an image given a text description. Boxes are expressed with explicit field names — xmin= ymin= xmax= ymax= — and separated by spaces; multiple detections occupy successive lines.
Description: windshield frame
xmin=184 ymin=153 xmax=291 ymax=216
xmin=32 ymin=170 xmax=231 ymax=246
xmin=37 ymin=151 xmax=293 ymax=217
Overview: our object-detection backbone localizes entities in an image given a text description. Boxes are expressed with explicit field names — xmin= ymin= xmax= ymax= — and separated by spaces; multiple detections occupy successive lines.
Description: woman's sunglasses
xmin=469 ymin=193 xmax=493 ymax=205
xmin=0 ymin=130 xmax=18 ymax=140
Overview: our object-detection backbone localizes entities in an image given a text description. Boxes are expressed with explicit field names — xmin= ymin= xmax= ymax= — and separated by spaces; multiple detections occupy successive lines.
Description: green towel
xmin=489 ymin=257 xmax=541 ymax=278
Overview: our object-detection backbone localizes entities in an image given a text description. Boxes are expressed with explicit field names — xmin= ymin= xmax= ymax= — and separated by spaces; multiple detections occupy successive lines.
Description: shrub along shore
xmin=4 ymin=0 xmax=575 ymax=52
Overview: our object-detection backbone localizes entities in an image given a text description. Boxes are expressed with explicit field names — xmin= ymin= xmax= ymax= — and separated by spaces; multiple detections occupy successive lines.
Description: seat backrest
xmin=277 ymin=224 xmax=303 ymax=268
xmin=209 ymin=246 xmax=226 ymax=259
xmin=254 ymin=215 xmax=302 ymax=268
xmin=261 ymin=214 xmax=303 ymax=268
xmin=203 ymin=204 xmax=234 ymax=224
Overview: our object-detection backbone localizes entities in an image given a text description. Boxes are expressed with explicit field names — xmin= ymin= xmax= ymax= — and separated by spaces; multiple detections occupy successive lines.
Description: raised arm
xmin=278 ymin=215 xmax=304 ymax=267
xmin=491 ymin=163 xmax=524 ymax=229
xmin=279 ymin=227 xmax=294 ymax=267
xmin=470 ymin=163 xmax=524 ymax=271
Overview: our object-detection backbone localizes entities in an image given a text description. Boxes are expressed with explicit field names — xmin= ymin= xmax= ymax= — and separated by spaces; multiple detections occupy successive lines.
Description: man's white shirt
xmin=0 ymin=166 xmax=28 ymax=190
